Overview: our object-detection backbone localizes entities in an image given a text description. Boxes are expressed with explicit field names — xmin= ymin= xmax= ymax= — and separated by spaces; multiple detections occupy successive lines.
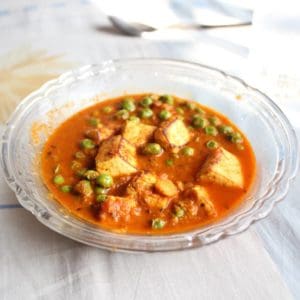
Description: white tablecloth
xmin=0 ymin=1 xmax=299 ymax=299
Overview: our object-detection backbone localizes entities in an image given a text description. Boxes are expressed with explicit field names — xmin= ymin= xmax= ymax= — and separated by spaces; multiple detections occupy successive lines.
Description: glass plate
xmin=1 ymin=59 xmax=298 ymax=252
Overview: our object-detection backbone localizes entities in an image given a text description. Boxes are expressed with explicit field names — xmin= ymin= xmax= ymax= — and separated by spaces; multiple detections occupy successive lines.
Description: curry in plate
xmin=41 ymin=94 xmax=256 ymax=234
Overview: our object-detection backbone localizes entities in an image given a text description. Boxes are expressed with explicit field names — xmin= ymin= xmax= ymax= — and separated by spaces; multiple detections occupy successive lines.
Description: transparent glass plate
xmin=1 ymin=59 xmax=298 ymax=252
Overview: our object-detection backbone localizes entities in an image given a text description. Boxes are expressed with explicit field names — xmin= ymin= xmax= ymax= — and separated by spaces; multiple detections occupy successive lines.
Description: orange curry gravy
xmin=41 ymin=94 xmax=256 ymax=234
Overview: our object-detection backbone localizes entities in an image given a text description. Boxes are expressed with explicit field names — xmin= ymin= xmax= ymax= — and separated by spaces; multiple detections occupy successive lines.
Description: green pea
xmin=159 ymin=95 xmax=174 ymax=105
xmin=204 ymin=126 xmax=218 ymax=136
xmin=84 ymin=170 xmax=99 ymax=180
xmin=80 ymin=138 xmax=95 ymax=149
xmin=96 ymin=194 xmax=107 ymax=202
xmin=115 ymin=109 xmax=130 ymax=120
xmin=195 ymin=107 xmax=204 ymax=114
xmin=139 ymin=108 xmax=153 ymax=119
xmin=60 ymin=185 xmax=72 ymax=193
xmin=152 ymin=218 xmax=166 ymax=229
xmin=102 ymin=106 xmax=113 ymax=114
xmin=229 ymin=132 xmax=243 ymax=144
xmin=218 ymin=125 xmax=233 ymax=135
xmin=95 ymin=187 xmax=108 ymax=195
xmin=181 ymin=146 xmax=194 ymax=156
xmin=53 ymin=174 xmax=64 ymax=185
xmin=129 ymin=116 xmax=140 ymax=122
xmin=143 ymin=143 xmax=163 ymax=155
xmin=208 ymin=116 xmax=221 ymax=126
xmin=140 ymin=96 xmax=153 ymax=107
xmin=186 ymin=102 xmax=196 ymax=110
xmin=121 ymin=98 xmax=136 ymax=112
xmin=206 ymin=140 xmax=219 ymax=149
xmin=176 ymin=107 xmax=184 ymax=115
xmin=174 ymin=205 xmax=185 ymax=218
xmin=88 ymin=117 xmax=100 ymax=127
xmin=96 ymin=173 xmax=113 ymax=188
xmin=159 ymin=110 xmax=171 ymax=120
xmin=165 ymin=158 xmax=174 ymax=166
xmin=192 ymin=115 xmax=207 ymax=128
xmin=75 ymin=151 xmax=85 ymax=159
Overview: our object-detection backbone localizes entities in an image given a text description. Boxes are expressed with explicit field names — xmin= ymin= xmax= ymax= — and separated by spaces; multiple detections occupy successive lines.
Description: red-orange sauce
xmin=41 ymin=94 xmax=256 ymax=234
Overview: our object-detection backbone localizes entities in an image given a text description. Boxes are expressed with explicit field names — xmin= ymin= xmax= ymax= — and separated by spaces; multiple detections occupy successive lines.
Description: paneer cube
xmin=85 ymin=126 xmax=117 ymax=145
xmin=184 ymin=186 xmax=216 ymax=217
xmin=96 ymin=135 xmax=137 ymax=177
xmin=123 ymin=119 xmax=156 ymax=146
xmin=176 ymin=200 xmax=199 ymax=217
xmin=198 ymin=147 xmax=244 ymax=188
xmin=99 ymin=126 xmax=116 ymax=142
xmin=101 ymin=195 xmax=137 ymax=222
xmin=126 ymin=172 xmax=172 ymax=210
xmin=126 ymin=172 xmax=157 ymax=197
xmin=143 ymin=192 xmax=171 ymax=210
xmin=154 ymin=117 xmax=190 ymax=150
xmin=154 ymin=178 xmax=178 ymax=197
xmin=74 ymin=180 xmax=94 ymax=204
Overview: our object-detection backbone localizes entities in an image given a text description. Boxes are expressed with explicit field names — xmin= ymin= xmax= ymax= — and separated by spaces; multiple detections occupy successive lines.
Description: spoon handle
xmin=169 ymin=21 xmax=252 ymax=30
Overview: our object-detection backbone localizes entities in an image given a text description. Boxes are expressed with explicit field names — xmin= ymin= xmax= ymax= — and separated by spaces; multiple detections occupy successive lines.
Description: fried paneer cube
xmin=154 ymin=117 xmax=190 ymax=150
xmin=176 ymin=200 xmax=199 ymax=217
xmin=143 ymin=192 xmax=171 ymax=210
xmin=198 ymin=147 xmax=244 ymax=188
xmin=154 ymin=178 xmax=178 ymax=197
xmin=96 ymin=135 xmax=137 ymax=177
xmin=126 ymin=172 xmax=172 ymax=210
xmin=99 ymin=126 xmax=116 ymax=142
xmin=74 ymin=180 xmax=94 ymax=205
xmin=126 ymin=172 xmax=157 ymax=197
xmin=85 ymin=125 xmax=118 ymax=145
xmin=123 ymin=119 xmax=156 ymax=146
xmin=184 ymin=185 xmax=216 ymax=217
xmin=101 ymin=195 xmax=137 ymax=222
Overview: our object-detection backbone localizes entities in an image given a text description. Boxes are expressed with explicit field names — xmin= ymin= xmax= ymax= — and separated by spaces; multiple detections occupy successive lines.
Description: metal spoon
xmin=109 ymin=15 xmax=252 ymax=37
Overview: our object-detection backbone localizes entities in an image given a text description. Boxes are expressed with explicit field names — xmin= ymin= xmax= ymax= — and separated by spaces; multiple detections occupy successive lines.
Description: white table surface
xmin=0 ymin=1 xmax=299 ymax=299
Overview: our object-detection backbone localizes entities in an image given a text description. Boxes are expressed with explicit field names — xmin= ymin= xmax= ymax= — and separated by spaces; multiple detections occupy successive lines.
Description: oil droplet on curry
xmin=41 ymin=94 xmax=256 ymax=234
